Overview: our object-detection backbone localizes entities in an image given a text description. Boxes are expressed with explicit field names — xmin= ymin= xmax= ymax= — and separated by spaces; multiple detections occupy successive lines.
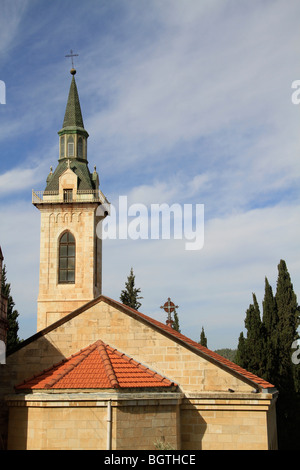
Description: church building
xmin=0 ymin=67 xmax=278 ymax=450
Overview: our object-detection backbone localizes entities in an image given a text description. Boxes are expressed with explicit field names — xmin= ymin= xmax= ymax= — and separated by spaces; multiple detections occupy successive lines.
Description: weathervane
xmin=160 ymin=297 xmax=179 ymax=326
xmin=65 ymin=49 xmax=79 ymax=70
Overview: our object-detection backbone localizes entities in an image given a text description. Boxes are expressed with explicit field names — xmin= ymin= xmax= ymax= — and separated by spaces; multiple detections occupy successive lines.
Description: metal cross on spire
xmin=160 ymin=297 xmax=179 ymax=325
xmin=65 ymin=49 xmax=79 ymax=69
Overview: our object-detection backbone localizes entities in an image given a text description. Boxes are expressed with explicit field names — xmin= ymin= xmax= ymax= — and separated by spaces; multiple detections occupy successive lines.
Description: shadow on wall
xmin=180 ymin=400 xmax=207 ymax=450
xmin=0 ymin=335 xmax=66 ymax=449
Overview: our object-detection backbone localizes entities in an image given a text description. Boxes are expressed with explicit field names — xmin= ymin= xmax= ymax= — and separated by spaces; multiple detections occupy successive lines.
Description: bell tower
xmin=33 ymin=68 xmax=109 ymax=331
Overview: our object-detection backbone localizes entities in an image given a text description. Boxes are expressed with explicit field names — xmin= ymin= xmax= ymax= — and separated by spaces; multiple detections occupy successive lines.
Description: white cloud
xmin=0 ymin=167 xmax=39 ymax=194
xmin=81 ymin=0 xmax=300 ymax=225
xmin=102 ymin=202 xmax=300 ymax=349
xmin=0 ymin=201 xmax=40 ymax=339
xmin=0 ymin=0 xmax=29 ymax=55
xmin=0 ymin=143 xmax=55 ymax=196
xmin=87 ymin=1 xmax=296 ymax=143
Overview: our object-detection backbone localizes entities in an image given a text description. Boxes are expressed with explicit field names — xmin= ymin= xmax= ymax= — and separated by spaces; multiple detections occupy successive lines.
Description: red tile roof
xmin=15 ymin=340 xmax=176 ymax=391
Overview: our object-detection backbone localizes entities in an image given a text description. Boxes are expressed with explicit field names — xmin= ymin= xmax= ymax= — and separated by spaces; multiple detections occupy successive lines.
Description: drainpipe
xmin=107 ymin=400 xmax=112 ymax=450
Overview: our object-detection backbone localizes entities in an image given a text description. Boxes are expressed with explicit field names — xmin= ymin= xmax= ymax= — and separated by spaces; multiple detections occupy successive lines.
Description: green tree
xmin=241 ymin=293 xmax=265 ymax=377
xmin=235 ymin=260 xmax=300 ymax=449
xmin=1 ymin=265 xmax=21 ymax=352
xmin=120 ymin=267 xmax=143 ymax=310
xmin=262 ymin=277 xmax=278 ymax=384
xmin=199 ymin=326 xmax=207 ymax=347
xmin=172 ymin=309 xmax=181 ymax=333
xmin=235 ymin=332 xmax=247 ymax=369
xmin=214 ymin=348 xmax=237 ymax=362
xmin=275 ymin=260 xmax=299 ymax=393
xmin=274 ymin=260 xmax=300 ymax=450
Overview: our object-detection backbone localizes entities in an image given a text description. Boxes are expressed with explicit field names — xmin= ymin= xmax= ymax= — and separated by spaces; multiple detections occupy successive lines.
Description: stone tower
xmin=33 ymin=68 xmax=109 ymax=331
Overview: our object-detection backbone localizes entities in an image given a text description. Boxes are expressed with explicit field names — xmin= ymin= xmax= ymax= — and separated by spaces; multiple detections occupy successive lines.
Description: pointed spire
xmin=46 ymin=69 xmax=96 ymax=193
xmin=62 ymin=70 xmax=85 ymax=130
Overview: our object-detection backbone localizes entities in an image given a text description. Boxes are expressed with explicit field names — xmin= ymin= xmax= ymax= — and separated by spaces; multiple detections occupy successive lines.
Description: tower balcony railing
xmin=32 ymin=189 xmax=109 ymax=205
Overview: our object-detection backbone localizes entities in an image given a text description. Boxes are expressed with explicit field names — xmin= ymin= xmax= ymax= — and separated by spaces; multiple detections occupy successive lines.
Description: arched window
xmin=78 ymin=137 xmax=83 ymax=158
xmin=67 ymin=136 xmax=74 ymax=157
xmin=60 ymin=136 xmax=65 ymax=158
xmin=59 ymin=231 xmax=75 ymax=283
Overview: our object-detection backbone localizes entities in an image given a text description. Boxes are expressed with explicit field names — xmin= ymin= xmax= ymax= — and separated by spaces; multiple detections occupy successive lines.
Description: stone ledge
xmin=6 ymin=390 xmax=184 ymax=407
xmin=184 ymin=391 xmax=278 ymax=400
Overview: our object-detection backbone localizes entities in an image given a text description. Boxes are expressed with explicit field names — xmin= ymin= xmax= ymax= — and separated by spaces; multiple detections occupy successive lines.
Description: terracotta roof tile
xmin=15 ymin=340 xmax=176 ymax=391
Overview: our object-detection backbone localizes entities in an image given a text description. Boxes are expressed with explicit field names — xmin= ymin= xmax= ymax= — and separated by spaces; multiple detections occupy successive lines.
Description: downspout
xmin=107 ymin=400 xmax=112 ymax=450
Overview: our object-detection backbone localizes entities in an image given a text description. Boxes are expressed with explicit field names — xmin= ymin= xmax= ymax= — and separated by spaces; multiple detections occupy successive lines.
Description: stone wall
xmin=181 ymin=394 xmax=277 ymax=450
xmin=6 ymin=393 xmax=181 ymax=450
xmin=6 ymin=390 xmax=277 ymax=450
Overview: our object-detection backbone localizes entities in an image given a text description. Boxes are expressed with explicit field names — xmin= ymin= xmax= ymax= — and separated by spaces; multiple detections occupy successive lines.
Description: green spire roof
xmin=63 ymin=73 xmax=84 ymax=128
xmin=58 ymin=70 xmax=88 ymax=137
xmin=45 ymin=159 xmax=97 ymax=192
xmin=44 ymin=69 xmax=97 ymax=193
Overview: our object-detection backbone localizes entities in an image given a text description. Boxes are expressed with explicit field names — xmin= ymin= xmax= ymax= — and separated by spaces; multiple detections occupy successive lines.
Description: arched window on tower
xmin=78 ymin=137 xmax=83 ymax=158
xmin=67 ymin=136 xmax=74 ymax=157
xmin=60 ymin=136 xmax=65 ymax=158
xmin=59 ymin=231 xmax=75 ymax=283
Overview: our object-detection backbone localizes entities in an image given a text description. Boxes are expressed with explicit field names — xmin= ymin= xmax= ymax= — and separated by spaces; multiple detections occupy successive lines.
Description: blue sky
xmin=0 ymin=0 xmax=299 ymax=349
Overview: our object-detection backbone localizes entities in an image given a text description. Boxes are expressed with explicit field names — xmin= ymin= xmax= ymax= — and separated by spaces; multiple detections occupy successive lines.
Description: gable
xmin=8 ymin=295 xmax=274 ymax=394
xmin=45 ymin=159 xmax=95 ymax=192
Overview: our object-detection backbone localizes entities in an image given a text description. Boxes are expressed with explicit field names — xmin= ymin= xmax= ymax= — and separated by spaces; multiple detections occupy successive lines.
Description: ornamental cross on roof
xmin=160 ymin=297 xmax=179 ymax=324
xmin=65 ymin=49 xmax=79 ymax=69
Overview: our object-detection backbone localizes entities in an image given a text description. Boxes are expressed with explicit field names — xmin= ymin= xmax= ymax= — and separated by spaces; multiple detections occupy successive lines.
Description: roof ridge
xmin=95 ymin=340 xmax=119 ymax=389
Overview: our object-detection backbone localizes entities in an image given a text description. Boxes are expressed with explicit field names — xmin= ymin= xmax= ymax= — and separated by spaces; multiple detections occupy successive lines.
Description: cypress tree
xmin=243 ymin=293 xmax=264 ymax=377
xmin=262 ymin=277 xmax=278 ymax=384
xmin=1 ymin=265 xmax=21 ymax=352
xmin=235 ymin=332 xmax=247 ymax=369
xmin=274 ymin=261 xmax=300 ymax=449
xmin=199 ymin=326 xmax=207 ymax=347
xmin=262 ymin=277 xmax=278 ymax=334
xmin=120 ymin=267 xmax=143 ymax=311
xmin=235 ymin=260 xmax=300 ymax=449
xmin=274 ymin=260 xmax=298 ymax=393
xmin=172 ymin=309 xmax=181 ymax=333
